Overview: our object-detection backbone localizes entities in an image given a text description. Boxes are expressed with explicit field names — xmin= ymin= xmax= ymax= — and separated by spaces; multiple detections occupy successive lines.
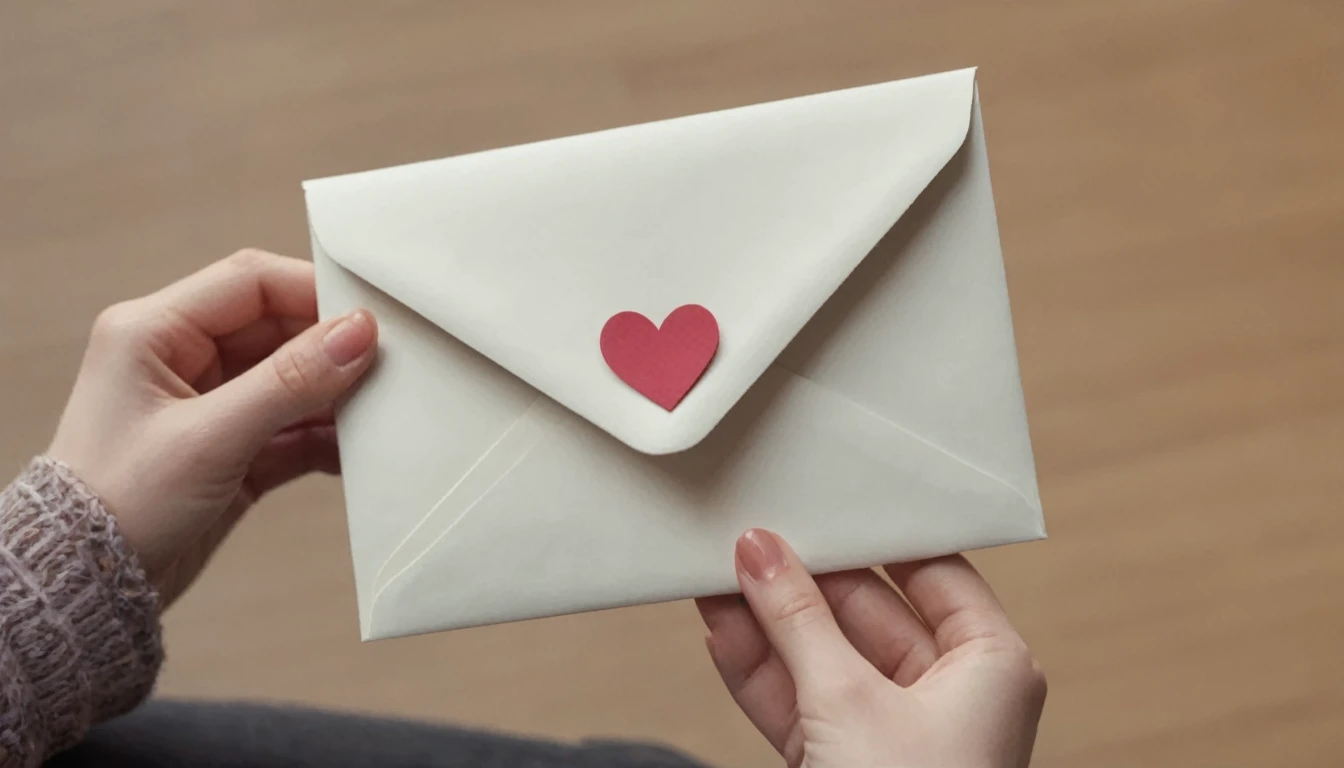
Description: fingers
xmin=696 ymin=595 xmax=799 ymax=757
xmin=193 ymin=315 xmax=315 ymax=392
xmin=884 ymin=555 xmax=1017 ymax=655
xmin=204 ymin=309 xmax=377 ymax=451
xmin=243 ymin=424 xmax=341 ymax=500
xmin=213 ymin=315 xmax=316 ymax=382
xmin=734 ymin=529 xmax=869 ymax=693
xmin=815 ymin=569 xmax=940 ymax=686
xmin=151 ymin=249 xmax=318 ymax=338
xmin=886 ymin=557 xmax=1045 ymax=755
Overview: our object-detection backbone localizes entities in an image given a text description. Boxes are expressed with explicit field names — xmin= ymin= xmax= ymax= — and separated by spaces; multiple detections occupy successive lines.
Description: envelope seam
xmin=367 ymin=396 xmax=557 ymax=634
xmin=368 ymin=396 xmax=537 ymax=593
xmin=775 ymin=364 xmax=1041 ymax=515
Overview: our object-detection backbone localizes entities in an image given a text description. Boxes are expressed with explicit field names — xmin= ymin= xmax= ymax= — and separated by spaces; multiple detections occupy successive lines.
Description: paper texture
xmin=306 ymin=67 xmax=1045 ymax=640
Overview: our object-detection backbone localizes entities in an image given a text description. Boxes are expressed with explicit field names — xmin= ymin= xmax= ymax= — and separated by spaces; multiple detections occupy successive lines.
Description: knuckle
xmin=227 ymin=247 xmax=275 ymax=271
xmin=1002 ymin=640 xmax=1047 ymax=698
xmin=1026 ymin=655 xmax=1048 ymax=700
xmin=270 ymin=346 xmax=320 ymax=402
xmin=934 ymin=605 xmax=1011 ymax=650
xmin=728 ymin=643 xmax=775 ymax=696
xmin=874 ymin=633 xmax=923 ymax=682
xmin=90 ymin=301 xmax=145 ymax=345
xmin=819 ymin=573 xmax=865 ymax=613
xmin=772 ymin=589 xmax=829 ymax=630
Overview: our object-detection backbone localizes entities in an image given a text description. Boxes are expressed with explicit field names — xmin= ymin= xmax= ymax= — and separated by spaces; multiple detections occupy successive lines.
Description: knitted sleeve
xmin=0 ymin=457 xmax=163 ymax=767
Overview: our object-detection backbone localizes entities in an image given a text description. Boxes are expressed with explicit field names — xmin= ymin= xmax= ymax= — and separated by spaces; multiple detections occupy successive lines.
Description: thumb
xmin=208 ymin=309 xmax=378 ymax=449
xmin=735 ymin=529 xmax=870 ymax=694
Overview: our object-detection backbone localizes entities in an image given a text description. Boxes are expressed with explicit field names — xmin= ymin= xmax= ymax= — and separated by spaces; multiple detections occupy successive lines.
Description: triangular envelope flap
xmin=304 ymin=68 xmax=978 ymax=454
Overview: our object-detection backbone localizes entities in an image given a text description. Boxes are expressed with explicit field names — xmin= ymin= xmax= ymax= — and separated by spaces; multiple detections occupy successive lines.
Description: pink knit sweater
xmin=0 ymin=457 xmax=163 ymax=767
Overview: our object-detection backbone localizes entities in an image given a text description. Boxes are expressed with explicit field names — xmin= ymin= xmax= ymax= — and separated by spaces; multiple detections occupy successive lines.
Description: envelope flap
xmin=304 ymin=68 xmax=978 ymax=454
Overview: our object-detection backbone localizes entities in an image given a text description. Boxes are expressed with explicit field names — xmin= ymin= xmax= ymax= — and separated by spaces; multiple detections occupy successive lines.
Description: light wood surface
xmin=3 ymin=2 xmax=1342 ymax=766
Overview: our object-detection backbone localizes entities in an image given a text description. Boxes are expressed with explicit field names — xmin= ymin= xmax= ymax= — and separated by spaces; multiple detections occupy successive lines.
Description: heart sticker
xmin=600 ymin=304 xmax=719 ymax=411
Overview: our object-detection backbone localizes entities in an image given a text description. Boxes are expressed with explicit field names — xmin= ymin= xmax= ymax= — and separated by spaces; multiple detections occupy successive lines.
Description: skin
xmin=697 ymin=530 xmax=1047 ymax=768
xmin=47 ymin=249 xmax=378 ymax=605
xmin=45 ymin=250 xmax=1044 ymax=764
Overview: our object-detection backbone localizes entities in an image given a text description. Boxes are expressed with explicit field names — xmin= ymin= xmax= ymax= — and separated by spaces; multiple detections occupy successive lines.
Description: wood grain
xmin=2 ymin=2 xmax=1341 ymax=766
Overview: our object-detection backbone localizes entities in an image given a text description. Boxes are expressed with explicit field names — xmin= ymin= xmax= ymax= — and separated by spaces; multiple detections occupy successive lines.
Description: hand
xmin=48 ymin=249 xmax=378 ymax=606
xmin=697 ymin=530 xmax=1045 ymax=768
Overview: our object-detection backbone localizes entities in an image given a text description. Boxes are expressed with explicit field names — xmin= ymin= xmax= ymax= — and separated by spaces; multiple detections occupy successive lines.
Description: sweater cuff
xmin=0 ymin=456 xmax=164 ymax=758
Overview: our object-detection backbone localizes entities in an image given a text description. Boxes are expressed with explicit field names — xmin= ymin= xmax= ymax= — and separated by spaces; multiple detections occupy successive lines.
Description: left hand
xmin=48 ymin=249 xmax=378 ymax=606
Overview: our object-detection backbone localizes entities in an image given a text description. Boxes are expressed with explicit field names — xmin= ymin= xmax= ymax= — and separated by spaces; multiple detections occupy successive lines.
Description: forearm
xmin=0 ymin=458 xmax=162 ymax=767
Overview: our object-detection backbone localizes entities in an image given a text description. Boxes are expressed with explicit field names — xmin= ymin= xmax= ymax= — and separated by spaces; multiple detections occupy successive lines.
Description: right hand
xmin=697 ymin=529 xmax=1046 ymax=768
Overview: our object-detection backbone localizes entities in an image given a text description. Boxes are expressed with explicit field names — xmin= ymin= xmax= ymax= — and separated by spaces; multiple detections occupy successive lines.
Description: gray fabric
xmin=47 ymin=700 xmax=709 ymax=768
xmin=0 ymin=458 xmax=163 ymax=766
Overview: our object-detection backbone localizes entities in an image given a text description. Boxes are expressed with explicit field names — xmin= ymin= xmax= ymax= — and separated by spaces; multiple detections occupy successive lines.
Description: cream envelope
xmin=304 ymin=67 xmax=1045 ymax=641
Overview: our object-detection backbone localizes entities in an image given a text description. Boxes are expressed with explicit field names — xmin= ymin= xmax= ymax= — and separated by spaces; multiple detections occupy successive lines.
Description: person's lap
xmin=47 ymin=700 xmax=706 ymax=768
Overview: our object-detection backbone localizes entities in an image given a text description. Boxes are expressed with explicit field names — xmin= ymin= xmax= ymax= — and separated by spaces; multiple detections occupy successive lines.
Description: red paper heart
xmin=600 ymin=304 xmax=719 ymax=411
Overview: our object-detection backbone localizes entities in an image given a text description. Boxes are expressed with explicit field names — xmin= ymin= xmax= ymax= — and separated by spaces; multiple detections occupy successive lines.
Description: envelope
xmin=304 ymin=67 xmax=1045 ymax=641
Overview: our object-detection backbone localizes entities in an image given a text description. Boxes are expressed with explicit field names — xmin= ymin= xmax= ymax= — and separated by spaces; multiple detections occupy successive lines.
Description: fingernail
xmin=323 ymin=310 xmax=375 ymax=366
xmin=736 ymin=529 xmax=787 ymax=583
